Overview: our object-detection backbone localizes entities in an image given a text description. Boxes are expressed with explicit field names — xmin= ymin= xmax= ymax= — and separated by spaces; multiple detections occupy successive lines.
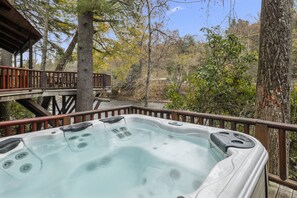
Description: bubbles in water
xmin=19 ymin=163 xmax=32 ymax=173
xmin=169 ymin=169 xmax=181 ymax=180
xmin=15 ymin=152 xmax=28 ymax=160
xmin=3 ymin=160 xmax=13 ymax=169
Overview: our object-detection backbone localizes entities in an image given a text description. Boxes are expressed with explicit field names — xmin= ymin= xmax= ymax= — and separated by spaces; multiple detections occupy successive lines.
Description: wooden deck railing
xmin=0 ymin=105 xmax=296 ymax=190
xmin=0 ymin=66 xmax=111 ymax=91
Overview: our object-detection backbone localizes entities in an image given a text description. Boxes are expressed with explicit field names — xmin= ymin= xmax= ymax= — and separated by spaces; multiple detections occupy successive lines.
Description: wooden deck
xmin=269 ymin=182 xmax=297 ymax=198
xmin=0 ymin=66 xmax=112 ymax=116
xmin=0 ymin=88 xmax=111 ymax=102
xmin=0 ymin=66 xmax=112 ymax=93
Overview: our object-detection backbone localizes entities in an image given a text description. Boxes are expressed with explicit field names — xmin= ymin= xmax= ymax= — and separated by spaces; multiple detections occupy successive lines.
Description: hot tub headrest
xmin=60 ymin=122 xmax=92 ymax=132
xmin=0 ymin=138 xmax=22 ymax=154
xmin=100 ymin=116 xmax=124 ymax=124
xmin=210 ymin=132 xmax=255 ymax=153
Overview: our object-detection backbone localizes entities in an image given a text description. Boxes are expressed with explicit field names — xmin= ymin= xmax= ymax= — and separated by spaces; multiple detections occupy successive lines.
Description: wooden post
xmin=62 ymin=96 xmax=66 ymax=114
xmin=198 ymin=117 xmax=203 ymax=125
xmin=103 ymin=74 xmax=106 ymax=88
xmin=29 ymin=39 xmax=33 ymax=89
xmin=14 ymin=53 xmax=17 ymax=67
xmin=52 ymin=96 xmax=56 ymax=115
xmin=219 ymin=120 xmax=225 ymax=128
xmin=255 ymin=124 xmax=269 ymax=170
xmin=209 ymin=119 xmax=214 ymax=126
xmin=172 ymin=111 xmax=178 ymax=121
xmin=63 ymin=116 xmax=71 ymax=126
xmin=128 ymin=106 xmax=133 ymax=114
xmin=255 ymin=124 xmax=269 ymax=151
xmin=231 ymin=122 xmax=236 ymax=131
xmin=244 ymin=123 xmax=250 ymax=134
xmin=41 ymin=70 xmax=46 ymax=90
xmin=20 ymin=49 xmax=23 ymax=68
xmin=279 ymin=129 xmax=287 ymax=180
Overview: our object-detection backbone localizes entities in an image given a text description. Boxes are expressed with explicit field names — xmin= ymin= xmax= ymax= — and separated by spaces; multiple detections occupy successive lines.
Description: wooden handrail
xmin=0 ymin=66 xmax=111 ymax=91
xmin=0 ymin=105 xmax=296 ymax=190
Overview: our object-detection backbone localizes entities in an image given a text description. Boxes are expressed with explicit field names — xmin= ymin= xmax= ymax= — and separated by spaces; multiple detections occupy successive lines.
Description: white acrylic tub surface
xmin=0 ymin=114 xmax=268 ymax=198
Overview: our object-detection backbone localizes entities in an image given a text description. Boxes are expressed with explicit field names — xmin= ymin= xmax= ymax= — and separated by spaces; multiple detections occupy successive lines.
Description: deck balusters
xmin=0 ymin=66 xmax=111 ymax=91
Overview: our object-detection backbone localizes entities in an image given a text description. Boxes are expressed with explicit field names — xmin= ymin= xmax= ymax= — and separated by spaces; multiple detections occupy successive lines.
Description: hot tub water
xmin=0 ymin=117 xmax=221 ymax=198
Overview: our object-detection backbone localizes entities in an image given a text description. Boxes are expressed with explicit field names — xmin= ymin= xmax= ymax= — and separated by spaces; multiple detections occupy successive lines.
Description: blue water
xmin=0 ymin=121 xmax=221 ymax=198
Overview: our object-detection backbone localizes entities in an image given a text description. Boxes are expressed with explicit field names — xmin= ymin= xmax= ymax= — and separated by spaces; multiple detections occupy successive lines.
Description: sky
xmin=166 ymin=0 xmax=261 ymax=39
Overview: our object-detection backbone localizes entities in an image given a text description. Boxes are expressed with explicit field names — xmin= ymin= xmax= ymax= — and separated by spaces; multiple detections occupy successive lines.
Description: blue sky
xmin=167 ymin=0 xmax=261 ymax=39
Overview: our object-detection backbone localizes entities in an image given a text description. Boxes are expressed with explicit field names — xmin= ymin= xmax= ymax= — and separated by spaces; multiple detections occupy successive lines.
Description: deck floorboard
xmin=269 ymin=182 xmax=297 ymax=198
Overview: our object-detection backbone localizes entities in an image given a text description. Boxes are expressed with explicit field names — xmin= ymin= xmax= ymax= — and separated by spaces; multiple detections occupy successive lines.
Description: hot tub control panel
xmin=210 ymin=131 xmax=255 ymax=153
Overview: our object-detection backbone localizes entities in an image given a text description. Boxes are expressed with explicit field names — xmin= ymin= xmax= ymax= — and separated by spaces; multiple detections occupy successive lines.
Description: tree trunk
xmin=40 ymin=0 xmax=49 ymax=89
xmin=0 ymin=49 xmax=12 ymax=121
xmin=144 ymin=0 xmax=151 ymax=107
xmin=256 ymin=0 xmax=293 ymax=175
xmin=0 ymin=0 xmax=14 ymax=121
xmin=55 ymin=31 xmax=78 ymax=71
xmin=0 ymin=50 xmax=12 ymax=66
xmin=76 ymin=9 xmax=94 ymax=112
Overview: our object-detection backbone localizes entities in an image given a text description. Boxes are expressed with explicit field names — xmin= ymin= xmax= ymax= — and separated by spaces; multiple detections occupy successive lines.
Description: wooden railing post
xmin=172 ymin=111 xmax=178 ymax=121
xmin=279 ymin=129 xmax=288 ymax=180
xmin=103 ymin=74 xmax=106 ymax=88
xmin=127 ymin=106 xmax=132 ymax=114
xmin=63 ymin=116 xmax=71 ymax=126
xmin=4 ymin=126 xmax=12 ymax=137
xmin=41 ymin=70 xmax=46 ymax=90
xmin=255 ymin=123 xmax=269 ymax=152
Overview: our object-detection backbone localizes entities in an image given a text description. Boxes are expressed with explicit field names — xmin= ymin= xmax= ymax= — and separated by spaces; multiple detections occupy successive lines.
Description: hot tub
xmin=0 ymin=115 xmax=268 ymax=198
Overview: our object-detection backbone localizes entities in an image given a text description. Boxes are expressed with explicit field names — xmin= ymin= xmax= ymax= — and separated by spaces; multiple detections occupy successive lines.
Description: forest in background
xmin=6 ymin=1 xmax=297 ymax=119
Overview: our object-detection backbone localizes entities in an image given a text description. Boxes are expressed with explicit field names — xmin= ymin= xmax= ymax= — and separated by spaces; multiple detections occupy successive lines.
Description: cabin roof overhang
xmin=0 ymin=0 xmax=42 ymax=54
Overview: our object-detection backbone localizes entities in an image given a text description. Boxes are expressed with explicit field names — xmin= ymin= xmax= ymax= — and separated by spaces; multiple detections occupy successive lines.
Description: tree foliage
xmin=15 ymin=0 xmax=75 ymax=60
xmin=166 ymin=28 xmax=257 ymax=117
